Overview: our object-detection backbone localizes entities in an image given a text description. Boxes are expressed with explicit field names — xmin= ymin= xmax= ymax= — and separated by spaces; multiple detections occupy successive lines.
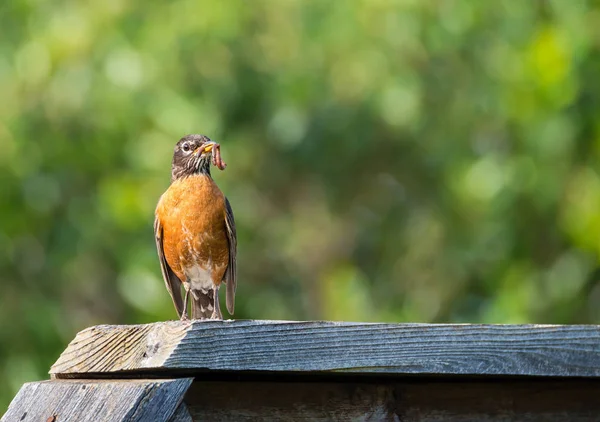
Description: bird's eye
xmin=182 ymin=143 xmax=190 ymax=152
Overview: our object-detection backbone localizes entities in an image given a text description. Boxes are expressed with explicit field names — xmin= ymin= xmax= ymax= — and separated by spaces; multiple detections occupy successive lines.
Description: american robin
xmin=154 ymin=134 xmax=237 ymax=320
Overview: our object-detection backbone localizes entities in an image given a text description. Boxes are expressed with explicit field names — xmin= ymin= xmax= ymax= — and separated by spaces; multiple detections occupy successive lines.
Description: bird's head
xmin=171 ymin=134 xmax=217 ymax=181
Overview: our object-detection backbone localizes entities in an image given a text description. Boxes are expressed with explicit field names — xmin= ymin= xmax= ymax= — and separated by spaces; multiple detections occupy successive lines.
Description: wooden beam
xmin=1 ymin=379 xmax=192 ymax=422
xmin=50 ymin=320 xmax=600 ymax=378
xmin=170 ymin=403 xmax=193 ymax=422
xmin=184 ymin=379 xmax=600 ymax=421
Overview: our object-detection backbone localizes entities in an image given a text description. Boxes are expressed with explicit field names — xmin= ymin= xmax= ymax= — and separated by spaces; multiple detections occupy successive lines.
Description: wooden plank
xmin=183 ymin=378 xmax=600 ymax=421
xmin=50 ymin=320 xmax=600 ymax=378
xmin=169 ymin=403 xmax=193 ymax=422
xmin=1 ymin=378 xmax=192 ymax=422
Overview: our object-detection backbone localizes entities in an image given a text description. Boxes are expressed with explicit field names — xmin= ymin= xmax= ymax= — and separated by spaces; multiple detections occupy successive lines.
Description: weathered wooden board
xmin=169 ymin=402 xmax=193 ymax=422
xmin=1 ymin=378 xmax=192 ymax=422
xmin=184 ymin=379 xmax=600 ymax=421
xmin=50 ymin=320 xmax=600 ymax=378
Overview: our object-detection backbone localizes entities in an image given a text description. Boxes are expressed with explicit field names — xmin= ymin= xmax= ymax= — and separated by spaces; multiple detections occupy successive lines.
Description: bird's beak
xmin=194 ymin=142 xmax=216 ymax=155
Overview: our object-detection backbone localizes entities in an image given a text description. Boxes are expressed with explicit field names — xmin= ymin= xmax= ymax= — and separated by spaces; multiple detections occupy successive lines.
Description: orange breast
xmin=156 ymin=175 xmax=229 ymax=286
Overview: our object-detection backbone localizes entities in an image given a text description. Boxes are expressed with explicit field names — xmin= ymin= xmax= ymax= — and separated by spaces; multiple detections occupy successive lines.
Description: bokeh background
xmin=2 ymin=0 xmax=600 ymax=411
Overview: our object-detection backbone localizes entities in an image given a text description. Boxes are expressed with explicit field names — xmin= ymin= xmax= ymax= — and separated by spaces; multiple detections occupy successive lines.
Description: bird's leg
xmin=210 ymin=285 xmax=222 ymax=320
xmin=180 ymin=288 xmax=190 ymax=321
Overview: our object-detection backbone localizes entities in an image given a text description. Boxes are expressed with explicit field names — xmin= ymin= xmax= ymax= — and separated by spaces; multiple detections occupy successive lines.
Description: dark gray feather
xmin=223 ymin=197 xmax=237 ymax=314
xmin=191 ymin=289 xmax=214 ymax=319
xmin=154 ymin=216 xmax=185 ymax=318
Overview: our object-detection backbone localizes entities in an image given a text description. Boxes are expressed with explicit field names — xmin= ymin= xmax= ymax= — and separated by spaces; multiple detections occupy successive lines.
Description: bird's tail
xmin=191 ymin=289 xmax=214 ymax=319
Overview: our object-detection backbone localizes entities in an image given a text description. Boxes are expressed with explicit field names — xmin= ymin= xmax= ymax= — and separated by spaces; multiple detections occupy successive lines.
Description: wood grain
xmin=169 ymin=403 xmax=193 ymax=422
xmin=1 ymin=378 xmax=192 ymax=422
xmin=50 ymin=320 xmax=600 ymax=378
xmin=50 ymin=322 xmax=189 ymax=376
xmin=184 ymin=378 xmax=600 ymax=421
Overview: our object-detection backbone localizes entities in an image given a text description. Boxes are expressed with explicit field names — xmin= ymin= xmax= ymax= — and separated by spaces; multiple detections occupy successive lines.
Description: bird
xmin=154 ymin=134 xmax=236 ymax=320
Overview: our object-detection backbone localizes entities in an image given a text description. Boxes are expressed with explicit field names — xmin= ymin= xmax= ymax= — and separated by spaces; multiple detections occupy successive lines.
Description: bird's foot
xmin=210 ymin=285 xmax=222 ymax=320
xmin=209 ymin=310 xmax=223 ymax=320
xmin=180 ymin=313 xmax=190 ymax=322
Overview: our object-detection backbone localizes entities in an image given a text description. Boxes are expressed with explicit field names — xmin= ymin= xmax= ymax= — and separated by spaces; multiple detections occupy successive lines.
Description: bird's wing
xmin=223 ymin=197 xmax=237 ymax=315
xmin=154 ymin=216 xmax=185 ymax=318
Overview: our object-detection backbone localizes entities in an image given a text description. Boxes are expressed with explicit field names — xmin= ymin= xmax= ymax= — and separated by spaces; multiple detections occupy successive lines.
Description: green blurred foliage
xmin=1 ymin=0 xmax=600 ymax=411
